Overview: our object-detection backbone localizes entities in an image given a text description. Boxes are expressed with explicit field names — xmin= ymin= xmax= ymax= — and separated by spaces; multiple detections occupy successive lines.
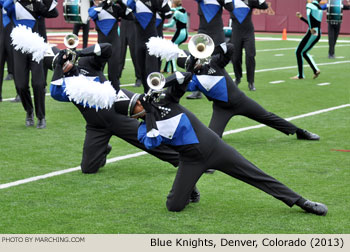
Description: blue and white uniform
xmin=127 ymin=0 xmax=172 ymax=92
xmin=89 ymin=0 xmax=134 ymax=91
xmin=135 ymin=71 xmax=303 ymax=212
xmin=4 ymin=0 xmax=54 ymax=122
xmin=196 ymin=0 xmax=233 ymax=47
xmin=230 ymin=0 xmax=268 ymax=86
xmin=186 ymin=43 xmax=303 ymax=139
xmin=49 ymin=43 xmax=179 ymax=173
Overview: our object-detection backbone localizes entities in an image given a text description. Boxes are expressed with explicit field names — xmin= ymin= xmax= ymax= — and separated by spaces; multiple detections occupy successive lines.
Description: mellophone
xmin=63 ymin=0 xmax=90 ymax=24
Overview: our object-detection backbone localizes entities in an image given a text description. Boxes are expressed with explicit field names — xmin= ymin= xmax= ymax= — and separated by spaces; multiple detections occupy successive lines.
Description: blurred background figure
xmin=0 ymin=0 xmax=18 ymax=102
xmin=230 ymin=0 xmax=268 ymax=91
xmin=89 ymin=0 xmax=134 ymax=91
xmin=325 ymin=0 xmax=350 ymax=58
xmin=292 ymin=0 xmax=323 ymax=80
xmin=162 ymin=0 xmax=188 ymax=74
xmin=4 ymin=0 xmax=58 ymax=128
xmin=187 ymin=0 xmax=233 ymax=99
xmin=126 ymin=0 xmax=172 ymax=93
xmin=118 ymin=18 xmax=142 ymax=87
xmin=73 ymin=0 xmax=91 ymax=51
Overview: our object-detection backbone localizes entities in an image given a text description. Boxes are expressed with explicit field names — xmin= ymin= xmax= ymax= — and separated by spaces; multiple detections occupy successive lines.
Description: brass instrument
xmin=62 ymin=34 xmax=80 ymax=72
xmin=188 ymin=33 xmax=215 ymax=59
xmin=144 ymin=72 xmax=166 ymax=102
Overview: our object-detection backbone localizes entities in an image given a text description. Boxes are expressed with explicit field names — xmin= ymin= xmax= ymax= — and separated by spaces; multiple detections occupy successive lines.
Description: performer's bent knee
xmin=80 ymin=161 xmax=102 ymax=174
xmin=166 ymin=199 xmax=187 ymax=212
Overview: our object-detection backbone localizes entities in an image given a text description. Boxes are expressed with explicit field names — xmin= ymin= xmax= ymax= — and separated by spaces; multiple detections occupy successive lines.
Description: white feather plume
xmin=11 ymin=25 xmax=51 ymax=63
xmin=64 ymin=75 xmax=117 ymax=111
xmin=146 ymin=36 xmax=182 ymax=61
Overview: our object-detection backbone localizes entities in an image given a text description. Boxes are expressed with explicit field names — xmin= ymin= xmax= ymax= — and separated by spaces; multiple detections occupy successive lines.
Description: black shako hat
xmin=114 ymin=89 xmax=141 ymax=117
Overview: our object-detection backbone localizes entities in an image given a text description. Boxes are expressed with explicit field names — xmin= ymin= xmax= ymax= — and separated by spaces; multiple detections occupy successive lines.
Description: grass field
xmin=0 ymin=33 xmax=349 ymax=234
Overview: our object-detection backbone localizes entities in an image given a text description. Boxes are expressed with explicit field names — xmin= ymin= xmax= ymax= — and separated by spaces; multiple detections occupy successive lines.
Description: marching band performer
xmin=113 ymin=71 xmax=328 ymax=216
xmin=88 ymin=0 xmax=134 ymax=91
xmin=47 ymin=42 xmax=179 ymax=174
xmin=325 ymin=0 xmax=350 ymax=58
xmin=4 ymin=0 xmax=55 ymax=128
xmin=230 ymin=0 xmax=268 ymax=91
xmin=0 ymin=0 xmax=16 ymax=102
xmin=186 ymin=0 xmax=234 ymax=99
xmin=126 ymin=0 xmax=173 ymax=93
xmin=292 ymin=0 xmax=323 ymax=80
xmin=177 ymin=42 xmax=320 ymax=141
xmin=162 ymin=0 xmax=188 ymax=74
xmin=118 ymin=18 xmax=142 ymax=87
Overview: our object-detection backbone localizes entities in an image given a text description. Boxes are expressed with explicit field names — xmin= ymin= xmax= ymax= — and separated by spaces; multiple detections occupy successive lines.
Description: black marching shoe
xmin=186 ymin=91 xmax=202 ymax=99
xmin=235 ymin=79 xmax=241 ymax=86
xmin=134 ymin=78 xmax=142 ymax=87
xmin=190 ymin=187 xmax=200 ymax=203
xmin=25 ymin=112 xmax=35 ymax=127
xmin=4 ymin=73 xmax=14 ymax=81
xmin=106 ymin=144 xmax=112 ymax=155
xmin=300 ymin=200 xmax=328 ymax=216
xmin=296 ymin=129 xmax=320 ymax=140
xmin=11 ymin=94 xmax=21 ymax=103
xmin=36 ymin=118 xmax=46 ymax=129
xmin=205 ymin=169 xmax=215 ymax=174
xmin=248 ymin=82 xmax=256 ymax=91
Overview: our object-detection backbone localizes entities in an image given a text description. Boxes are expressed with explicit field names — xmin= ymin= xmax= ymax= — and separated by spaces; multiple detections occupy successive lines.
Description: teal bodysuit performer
xmin=293 ymin=0 xmax=323 ymax=80
xmin=163 ymin=0 xmax=188 ymax=73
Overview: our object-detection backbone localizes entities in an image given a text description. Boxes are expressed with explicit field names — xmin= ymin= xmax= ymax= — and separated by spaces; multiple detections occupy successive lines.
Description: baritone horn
xmin=188 ymin=33 xmax=215 ymax=59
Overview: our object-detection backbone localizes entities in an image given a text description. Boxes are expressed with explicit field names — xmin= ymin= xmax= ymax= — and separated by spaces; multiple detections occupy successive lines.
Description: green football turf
xmin=0 ymin=33 xmax=349 ymax=234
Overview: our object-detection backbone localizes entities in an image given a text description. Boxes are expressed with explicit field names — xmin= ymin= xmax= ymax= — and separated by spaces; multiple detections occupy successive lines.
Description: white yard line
xmin=317 ymin=83 xmax=331 ymax=86
xmin=232 ymin=60 xmax=350 ymax=75
xmin=1 ymin=104 xmax=349 ymax=190
xmin=269 ymin=80 xmax=285 ymax=84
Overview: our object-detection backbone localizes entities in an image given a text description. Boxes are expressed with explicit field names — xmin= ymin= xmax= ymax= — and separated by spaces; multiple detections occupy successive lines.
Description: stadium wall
xmin=46 ymin=0 xmax=350 ymax=34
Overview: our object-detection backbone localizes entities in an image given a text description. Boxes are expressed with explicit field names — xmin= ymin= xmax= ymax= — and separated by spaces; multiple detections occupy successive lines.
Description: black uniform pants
xmin=38 ymin=17 xmax=49 ymax=87
xmin=328 ymin=23 xmax=341 ymax=56
xmin=80 ymin=112 xmax=179 ymax=173
xmin=295 ymin=30 xmax=320 ymax=78
xmin=208 ymin=95 xmax=298 ymax=138
xmin=135 ymin=38 xmax=160 ymax=93
xmin=73 ymin=21 xmax=90 ymax=49
xmin=118 ymin=20 xmax=141 ymax=80
xmin=166 ymin=138 xmax=302 ymax=212
xmin=0 ymin=23 xmax=15 ymax=98
xmin=97 ymin=28 xmax=121 ymax=91
xmin=13 ymin=49 xmax=46 ymax=119
xmin=231 ymin=30 xmax=256 ymax=83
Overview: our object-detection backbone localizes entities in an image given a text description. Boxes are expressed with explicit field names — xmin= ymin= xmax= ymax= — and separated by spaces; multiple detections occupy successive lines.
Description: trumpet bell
xmin=147 ymin=72 xmax=166 ymax=91
xmin=188 ymin=33 xmax=215 ymax=59
xmin=64 ymin=33 xmax=79 ymax=49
